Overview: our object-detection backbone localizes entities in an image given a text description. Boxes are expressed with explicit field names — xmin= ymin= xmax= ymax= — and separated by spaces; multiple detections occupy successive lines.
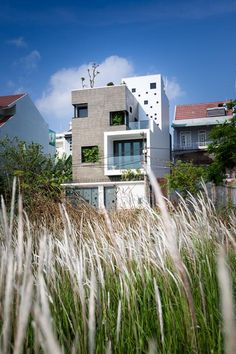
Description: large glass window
xmin=113 ymin=139 xmax=145 ymax=169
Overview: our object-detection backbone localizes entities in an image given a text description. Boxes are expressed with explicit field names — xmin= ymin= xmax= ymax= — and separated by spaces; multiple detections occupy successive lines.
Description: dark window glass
xmin=75 ymin=104 xmax=88 ymax=118
xmin=150 ymin=82 xmax=156 ymax=89
xmin=144 ymin=100 xmax=148 ymax=105
xmin=132 ymin=88 xmax=136 ymax=92
xmin=129 ymin=106 xmax=132 ymax=113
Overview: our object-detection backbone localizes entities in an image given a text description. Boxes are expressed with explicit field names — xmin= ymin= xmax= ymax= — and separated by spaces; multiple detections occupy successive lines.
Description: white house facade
xmin=66 ymin=74 xmax=170 ymax=210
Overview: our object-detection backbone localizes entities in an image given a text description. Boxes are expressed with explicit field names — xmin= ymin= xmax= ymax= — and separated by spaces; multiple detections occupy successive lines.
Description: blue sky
xmin=1 ymin=0 xmax=236 ymax=131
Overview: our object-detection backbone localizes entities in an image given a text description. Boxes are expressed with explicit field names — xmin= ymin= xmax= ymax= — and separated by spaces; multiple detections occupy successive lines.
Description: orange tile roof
xmin=175 ymin=101 xmax=233 ymax=120
xmin=0 ymin=94 xmax=25 ymax=108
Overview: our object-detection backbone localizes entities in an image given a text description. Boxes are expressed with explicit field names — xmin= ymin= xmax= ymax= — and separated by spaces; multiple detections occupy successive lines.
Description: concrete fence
xmin=206 ymin=183 xmax=236 ymax=207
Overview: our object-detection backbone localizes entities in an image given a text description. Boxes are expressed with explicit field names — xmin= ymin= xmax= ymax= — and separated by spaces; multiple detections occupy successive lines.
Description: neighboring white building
xmin=66 ymin=74 xmax=170 ymax=210
xmin=0 ymin=93 xmax=55 ymax=154
xmin=56 ymin=123 xmax=72 ymax=158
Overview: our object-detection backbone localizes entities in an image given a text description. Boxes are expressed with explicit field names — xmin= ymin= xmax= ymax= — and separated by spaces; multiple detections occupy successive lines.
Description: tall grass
xmin=0 ymin=185 xmax=236 ymax=353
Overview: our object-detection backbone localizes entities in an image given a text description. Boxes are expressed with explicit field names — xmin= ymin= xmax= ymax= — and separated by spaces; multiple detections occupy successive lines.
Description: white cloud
xmin=36 ymin=56 xmax=134 ymax=131
xmin=17 ymin=50 xmax=41 ymax=72
xmin=164 ymin=77 xmax=185 ymax=100
xmin=7 ymin=36 xmax=27 ymax=48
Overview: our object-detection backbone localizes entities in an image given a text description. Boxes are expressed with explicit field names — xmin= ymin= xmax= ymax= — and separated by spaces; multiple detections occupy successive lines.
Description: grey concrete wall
xmin=72 ymin=85 xmax=138 ymax=182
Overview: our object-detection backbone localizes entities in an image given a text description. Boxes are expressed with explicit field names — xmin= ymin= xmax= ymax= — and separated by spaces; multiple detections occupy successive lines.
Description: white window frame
xmin=198 ymin=130 xmax=206 ymax=147
xmin=180 ymin=131 xmax=192 ymax=149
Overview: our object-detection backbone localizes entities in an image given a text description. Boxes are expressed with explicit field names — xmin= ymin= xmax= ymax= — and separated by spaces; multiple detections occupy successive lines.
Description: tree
xmin=0 ymin=137 xmax=72 ymax=207
xmin=167 ymin=160 xmax=207 ymax=198
xmin=81 ymin=63 xmax=100 ymax=88
xmin=207 ymin=105 xmax=236 ymax=184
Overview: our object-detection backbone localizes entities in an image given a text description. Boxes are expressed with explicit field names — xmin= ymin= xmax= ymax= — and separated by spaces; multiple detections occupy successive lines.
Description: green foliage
xmin=167 ymin=160 xmax=207 ymax=198
xmin=81 ymin=146 xmax=99 ymax=163
xmin=225 ymin=99 xmax=236 ymax=111
xmin=207 ymin=115 xmax=236 ymax=184
xmin=110 ymin=111 xmax=125 ymax=125
xmin=0 ymin=137 xmax=72 ymax=207
xmin=106 ymin=81 xmax=114 ymax=86
xmin=121 ymin=168 xmax=144 ymax=181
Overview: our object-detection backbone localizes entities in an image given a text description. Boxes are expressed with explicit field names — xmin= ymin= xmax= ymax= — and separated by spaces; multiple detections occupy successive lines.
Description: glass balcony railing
xmin=128 ymin=120 xmax=149 ymax=130
xmin=107 ymin=155 xmax=143 ymax=170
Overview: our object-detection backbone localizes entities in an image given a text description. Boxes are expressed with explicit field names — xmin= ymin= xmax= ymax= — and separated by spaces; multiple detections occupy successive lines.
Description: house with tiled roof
xmin=0 ymin=93 xmax=55 ymax=154
xmin=172 ymin=100 xmax=234 ymax=164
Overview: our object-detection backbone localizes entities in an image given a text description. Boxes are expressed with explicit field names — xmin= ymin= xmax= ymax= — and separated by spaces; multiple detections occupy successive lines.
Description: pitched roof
xmin=175 ymin=101 xmax=233 ymax=120
xmin=0 ymin=94 xmax=25 ymax=108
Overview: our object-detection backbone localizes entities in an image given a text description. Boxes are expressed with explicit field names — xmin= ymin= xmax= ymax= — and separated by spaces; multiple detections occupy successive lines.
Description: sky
xmin=0 ymin=0 xmax=236 ymax=132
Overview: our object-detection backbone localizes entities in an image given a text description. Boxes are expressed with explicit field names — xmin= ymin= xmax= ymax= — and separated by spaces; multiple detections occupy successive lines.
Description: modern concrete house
xmin=172 ymin=101 xmax=234 ymax=165
xmin=0 ymin=93 xmax=55 ymax=154
xmin=65 ymin=75 xmax=170 ymax=209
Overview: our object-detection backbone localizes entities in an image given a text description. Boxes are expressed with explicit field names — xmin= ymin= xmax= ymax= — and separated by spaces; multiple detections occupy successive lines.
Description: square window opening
xmin=81 ymin=146 xmax=99 ymax=163
xmin=150 ymin=82 xmax=156 ymax=89
xmin=110 ymin=111 xmax=126 ymax=125
xmin=75 ymin=104 xmax=88 ymax=118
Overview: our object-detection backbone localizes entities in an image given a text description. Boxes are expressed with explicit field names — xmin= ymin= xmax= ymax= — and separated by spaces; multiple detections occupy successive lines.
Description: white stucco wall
xmin=123 ymin=74 xmax=163 ymax=126
xmin=123 ymin=75 xmax=170 ymax=178
xmin=63 ymin=181 xmax=147 ymax=209
xmin=116 ymin=181 xmax=146 ymax=209
xmin=56 ymin=132 xmax=72 ymax=158
xmin=0 ymin=94 xmax=55 ymax=155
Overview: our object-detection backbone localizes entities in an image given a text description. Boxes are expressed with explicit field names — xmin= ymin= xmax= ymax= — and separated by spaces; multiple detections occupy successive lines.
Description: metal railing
xmin=173 ymin=141 xmax=212 ymax=151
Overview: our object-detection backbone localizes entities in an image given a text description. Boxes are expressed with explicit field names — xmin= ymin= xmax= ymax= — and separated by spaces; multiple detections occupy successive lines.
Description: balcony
xmin=128 ymin=120 xmax=149 ymax=130
xmin=173 ymin=141 xmax=212 ymax=151
xmin=107 ymin=155 xmax=143 ymax=171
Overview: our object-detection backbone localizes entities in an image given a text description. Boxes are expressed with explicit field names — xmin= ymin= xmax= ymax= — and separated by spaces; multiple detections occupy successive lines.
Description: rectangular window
xmin=110 ymin=111 xmax=125 ymax=125
xmin=113 ymin=139 xmax=145 ymax=169
xmin=150 ymin=82 xmax=156 ymax=89
xmin=75 ymin=104 xmax=88 ymax=118
xmin=81 ymin=146 xmax=99 ymax=163
xmin=129 ymin=106 xmax=132 ymax=113
xmin=144 ymin=100 xmax=148 ymax=105
xmin=131 ymin=88 xmax=136 ymax=93
xmin=180 ymin=131 xmax=191 ymax=149
xmin=198 ymin=130 xmax=206 ymax=146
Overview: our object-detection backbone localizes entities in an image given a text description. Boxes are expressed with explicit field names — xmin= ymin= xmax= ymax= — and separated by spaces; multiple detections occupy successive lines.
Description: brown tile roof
xmin=0 ymin=94 xmax=25 ymax=108
xmin=175 ymin=101 xmax=233 ymax=120
xmin=0 ymin=115 xmax=12 ymax=128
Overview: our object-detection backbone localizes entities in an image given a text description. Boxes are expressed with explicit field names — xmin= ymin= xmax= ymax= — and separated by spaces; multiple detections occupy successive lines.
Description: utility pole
xmin=141 ymin=133 xmax=150 ymax=206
